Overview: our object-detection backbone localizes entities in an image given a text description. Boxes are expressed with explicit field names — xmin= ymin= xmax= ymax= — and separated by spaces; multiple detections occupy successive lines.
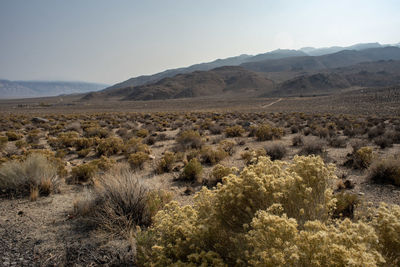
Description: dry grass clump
xmin=265 ymin=142 xmax=287 ymax=161
xmin=84 ymin=126 xmax=109 ymax=138
xmin=224 ymin=125 xmax=245 ymax=137
xmin=255 ymin=124 xmax=284 ymax=141
xmin=179 ymin=158 xmax=203 ymax=182
xmin=74 ymin=165 xmax=172 ymax=234
xmin=71 ymin=163 xmax=98 ymax=183
xmin=328 ymin=136 xmax=348 ymax=148
xmin=0 ymin=153 xmax=59 ymax=198
xmin=345 ymin=146 xmax=374 ymax=169
xmin=368 ymin=157 xmax=400 ymax=186
xmin=176 ymin=130 xmax=203 ymax=150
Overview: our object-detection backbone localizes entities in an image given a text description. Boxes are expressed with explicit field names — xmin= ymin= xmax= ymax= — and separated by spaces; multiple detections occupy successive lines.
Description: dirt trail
xmin=261 ymin=98 xmax=282 ymax=108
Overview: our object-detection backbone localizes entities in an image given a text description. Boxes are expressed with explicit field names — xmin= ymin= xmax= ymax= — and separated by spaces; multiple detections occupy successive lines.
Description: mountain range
xmin=86 ymin=45 xmax=400 ymax=101
xmin=0 ymin=80 xmax=107 ymax=99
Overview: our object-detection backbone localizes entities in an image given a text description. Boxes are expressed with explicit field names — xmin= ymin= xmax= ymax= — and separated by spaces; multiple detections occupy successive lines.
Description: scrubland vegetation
xmin=0 ymin=111 xmax=399 ymax=266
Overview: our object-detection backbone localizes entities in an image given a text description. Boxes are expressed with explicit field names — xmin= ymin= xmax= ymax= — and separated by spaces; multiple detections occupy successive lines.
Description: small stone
xmin=358 ymin=192 xmax=364 ymax=196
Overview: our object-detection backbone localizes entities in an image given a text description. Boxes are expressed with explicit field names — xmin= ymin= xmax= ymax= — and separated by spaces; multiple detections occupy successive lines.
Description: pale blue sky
xmin=0 ymin=0 xmax=399 ymax=84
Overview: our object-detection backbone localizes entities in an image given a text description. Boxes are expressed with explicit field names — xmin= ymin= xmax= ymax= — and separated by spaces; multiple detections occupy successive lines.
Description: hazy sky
xmin=0 ymin=0 xmax=399 ymax=84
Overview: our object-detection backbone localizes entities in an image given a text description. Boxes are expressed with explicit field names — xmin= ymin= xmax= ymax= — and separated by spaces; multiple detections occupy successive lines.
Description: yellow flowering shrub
xmin=137 ymin=155 xmax=399 ymax=266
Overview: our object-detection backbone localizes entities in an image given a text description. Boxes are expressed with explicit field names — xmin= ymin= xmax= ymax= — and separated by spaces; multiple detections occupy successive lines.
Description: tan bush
xmin=74 ymin=165 xmax=171 ymax=234
xmin=255 ymin=124 xmax=284 ymax=141
xmin=128 ymin=152 xmax=149 ymax=169
xmin=6 ymin=131 xmax=22 ymax=141
xmin=155 ymin=151 xmax=176 ymax=174
xmin=200 ymin=146 xmax=228 ymax=165
xmin=0 ymin=153 xmax=60 ymax=197
xmin=0 ymin=136 xmax=7 ymax=150
xmin=206 ymin=164 xmax=238 ymax=187
xmin=224 ymin=125 xmax=244 ymax=137
xmin=96 ymin=137 xmax=124 ymax=156
xmin=353 ymin=146 xmax=374 ymax=169
xmin=137 ymin=155 xmax=389 ymax=266
xmin=71 ymin=163 xmax=98 ymax=183
xmin=176 ymin=130 xmax=203 ymax=150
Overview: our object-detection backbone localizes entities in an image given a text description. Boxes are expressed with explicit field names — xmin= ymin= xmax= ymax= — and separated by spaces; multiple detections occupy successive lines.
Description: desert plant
xmin=206 ymin=164 xmax=237 ymax=187
xmin=6 ymin=131 xmax=22 ymax=141
xmin=332 ymin=192 xmax=359 ymax=219
xmin=71 ymin=163 xmax=98 ymax=183
xmin=180 ymin=158 xmax=203 ymax=182
xmin=96 ymin=137 xmax=123 ymax=156
xmin=128 ymin=152 xmax=149 ymax=169
xmin=137 ymin=155 xmax=388 ymax=266
xmin=300 ymin=138 xmax=325 ymax=156
xmin=74 ymin=165 xmax=171 ymax=234
xmin=225 ymin=125 xmax=244 ymax=137
xmin=0 ymin=136 xmax=7 ymax=150
xmin=155 ymin=151 xmax=176 ymax=174
xmin=255 ymin=124 xmax=284 ymax=141
xmin=368 ymin=157 xmax=400 ymax=186
xmin=265 ymin=142 xmax=287 ymax=161
xmin=199 ymin=146 xmax=228 ymax=165
xmin=292 ymin=135 xmax=304 ymax=147
xmin=352 ymin=146 xmax=374 ymax=169
xmin=0 ymin=153 xmax=59 ymax=197
xmin=176 ymin=130 xmax=203 ymax=150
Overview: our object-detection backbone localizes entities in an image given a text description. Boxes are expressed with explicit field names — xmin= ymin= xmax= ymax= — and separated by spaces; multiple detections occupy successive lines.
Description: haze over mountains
xmin=2 ymin=42 xmax=400 ymax=100
xmin=0 ymin=80 xmax=107 ymax=99
xmin=85 ymin=44 xmax=400 ymax=101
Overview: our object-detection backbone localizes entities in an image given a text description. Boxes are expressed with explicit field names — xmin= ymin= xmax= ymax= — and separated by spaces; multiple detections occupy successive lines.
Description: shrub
xmin=0 ymin=136 xmax=7 ymax=150
xmin=77 ymin=148 xmax=91 ymax=158
xmin=352 ymin=146 xmax=373 ymax=169
xmin=96 ymin=137 xmax=123 ymax=156
xmin=291 ymin=135 xmax=303 ymax=147
xmin=124 ymin=137 xmax=151 ymax=155
xmin=218 ymin=140 xmax=235 ymax=155
xmin=199 ymin=146 xmax=228 ymax=165
xmin=368 ymin=157 xmax=400 ymax=186
xmin=176 ymin=130 xmax=203 ymax=150
xmin=332 ymin=192 xmax=359 ymax=219
xmin=255 ymin=124 xmax=284 ymax=141
xmin=136 ymin=128 xmax=149 ymax=138
xmin=180 ymin=158 xmax=202 ymax=182
xmin=370 ymin=203 xmax=400 ymax=265
xmin=0 ymin=153 xmax=59 ymax=197
xmin=74 ymin=137 xmax=95 ymax=150
xmin=265 ymin=142 xmax=287 ymax=161
xmin=137 ymin=155 xmax=388 ymax=266
xmin=328 ymin=136 xmax=347 ymax=148
xmin=206 ymin=164 xmax=237 ymax=187
xmin=155 ymin=151 xmax=176 ymax=174
xmin=6 ymin=131 xmax=22 ymax=141
xmin=225 ymin=125 xmax=244 ymax=137
xmin=84 ymin=127 xmax=109 ymax=138
xmin=128 ymin=152 xmax=149 ymax=170
xmin=240 ymin=148 xmax=266 ymax=165
xmin=374 ymin=135 xmax=394 ymax=149
xmin=300 ymin=139 xmax=325 ymax=156
xmin=74 ymin=165 xmax=171 ymax=234
xmin=71 ymin=163 xmax=98 ymax=183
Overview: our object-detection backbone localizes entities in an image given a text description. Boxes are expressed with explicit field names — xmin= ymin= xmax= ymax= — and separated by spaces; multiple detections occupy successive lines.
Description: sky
xmin=0 ymin=0 xmax=399 ymax=85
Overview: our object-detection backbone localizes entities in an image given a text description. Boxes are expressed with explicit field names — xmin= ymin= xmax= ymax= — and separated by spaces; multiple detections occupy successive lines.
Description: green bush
xmin=180 ymin=158 xmax=203 ymax=182
xmin=137 ymin=155 xmax=393 ymax=266
xmin=71 ymin=163 xmax=98 ymax=183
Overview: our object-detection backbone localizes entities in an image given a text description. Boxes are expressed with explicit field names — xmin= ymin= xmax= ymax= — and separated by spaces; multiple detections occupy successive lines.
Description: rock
xmin=358 ymin=192 xmax=364 ymax=196
xmin=31 ymin=117 xmax=49 ymax=123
